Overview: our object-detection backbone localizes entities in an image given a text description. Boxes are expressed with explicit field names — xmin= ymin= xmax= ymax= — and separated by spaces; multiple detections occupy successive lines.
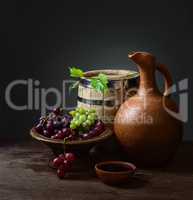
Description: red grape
xmin=51 ymin=152 xmax=75 ymax=179
xmin=34 ymin=124 xmax=43 ymax=134
xmin=63 ymin=160 xmax=72 ymax=171
xmin=66 ymin=134 xmax=77 ymax=141
xmin=43 ymin=130 xmax=51 ymax=137
xmin=53 ymin=120 xmax=62 ymax=129
xmin=52 ymin=157 xmax=64 ymax=168
xmin=62 ymin=128 xmax=71 ymax=137
xmin=51 ymin=131 xmax=65 ymax=139
xmin=82 ymin=133 xmax=92 ymax=139
xmin=64 ymin=114 xmax=72 ymax=121
xmin=65 ymin=153 xmax=76 ymax=163
xmin=94 ymin=126 xmax=104 ymax=136
xmin=54 ymin=129 xmax=58 ymax=134
xmin=61 ymin=118 xmax=68 ymax=127
xmin=46 ymin=122 xmax=54 ymax=134
xmin=94 ymin=120 xmax=105 ymax=134
xmin=58 ymin=154 xmax=65 ymax=159
xmin=57 ymin=165 xmax=66 ymax=179
xmin=53 ymin=107 xmax=61 ymax=115
xmin=56 ymin=160 xmax=72 ymax=179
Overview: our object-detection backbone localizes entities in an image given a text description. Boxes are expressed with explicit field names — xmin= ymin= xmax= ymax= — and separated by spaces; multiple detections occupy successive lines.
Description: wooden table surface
xmin=0 ymin=140 xmax=193 ymax=200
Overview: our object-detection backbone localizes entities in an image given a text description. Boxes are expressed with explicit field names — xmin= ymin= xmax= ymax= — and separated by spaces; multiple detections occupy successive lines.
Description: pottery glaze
xmin=114 ymin=52 xmax=183 ymax=167
xmin=95 ymin=161 xmax=136 ymax=185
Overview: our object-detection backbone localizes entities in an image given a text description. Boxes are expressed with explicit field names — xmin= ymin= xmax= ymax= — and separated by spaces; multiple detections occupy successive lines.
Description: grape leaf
xmin=91 ymin=73 xmax=109 ymax=93
xmin=69 ymin=67 xmax=109 ymax=93
xmin=91 ymin=79 xmax=101 ymax=92
xmin=69 ymin=67 xmax=84 ymax=78
xmin=98 ymin=73 xmax=108 ymax=85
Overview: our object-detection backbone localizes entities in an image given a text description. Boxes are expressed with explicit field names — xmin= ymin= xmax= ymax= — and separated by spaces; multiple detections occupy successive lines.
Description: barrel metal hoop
xmin=80 ymin=78 xmax=117 ymax=88
xmin=77 ymin=96 xmax=115 ymax=107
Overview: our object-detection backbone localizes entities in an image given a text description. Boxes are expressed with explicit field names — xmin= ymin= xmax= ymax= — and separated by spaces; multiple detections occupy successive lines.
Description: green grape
xmin=85 ymin=111 xmax=89 ymax=115
xmin=78 ymin=107 xmax=85 ymax=114
xmin=75 ymin=112 xmax=80 ymax=118
xmin=69 ymin=107 xmax=98 ymax=131
xmin=82 ymin=122 xmax=87 ymax=127
xmin=73 ymin=115 xmax=79 ymax=121
xmin=87 ymin=114 xmax=94 ymax=121
xmin=70 ymin=123 xmax=76 ymax=129
xmin=71 ymin=119 xmax=76 ymax=124
xmin=76 ymin=107 xmax=84 ymax=113
xmin=85 ymin=119 xmax=92 ymax=126
xmin=69 ymin=110 xmax=76 ymax=117
xmin=79 ymin=114 xmax=86 ymax=122
xmin=74 ymin=120 xmax=81 ymax=126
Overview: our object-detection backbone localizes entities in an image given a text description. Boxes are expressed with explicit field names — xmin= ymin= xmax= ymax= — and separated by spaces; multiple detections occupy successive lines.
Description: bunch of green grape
xmin=69 ymin=107 xmax=97 ymax=130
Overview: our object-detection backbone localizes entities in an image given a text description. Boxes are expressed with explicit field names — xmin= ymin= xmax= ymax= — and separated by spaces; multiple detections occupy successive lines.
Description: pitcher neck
xmin=138 ymin=68 xmax=160 ymax=96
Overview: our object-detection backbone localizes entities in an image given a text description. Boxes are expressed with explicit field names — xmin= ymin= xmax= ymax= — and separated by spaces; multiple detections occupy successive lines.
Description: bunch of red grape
xmin=33 ymin=107 xmax=105 ymax=141
xmin=52 ymin=152 xmax=76 ymax=179
xmin=33 ymin=107 xmax=74 ymax=140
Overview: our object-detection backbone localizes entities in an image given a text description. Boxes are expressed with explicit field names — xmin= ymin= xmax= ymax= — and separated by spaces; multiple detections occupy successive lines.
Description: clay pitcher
xmin=114 ymin=52 xmax=183 ymax=167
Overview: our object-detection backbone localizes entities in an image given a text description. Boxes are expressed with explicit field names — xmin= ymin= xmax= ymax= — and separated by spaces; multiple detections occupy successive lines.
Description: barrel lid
xmin=83 ymin=69 xmax=139 ymax=81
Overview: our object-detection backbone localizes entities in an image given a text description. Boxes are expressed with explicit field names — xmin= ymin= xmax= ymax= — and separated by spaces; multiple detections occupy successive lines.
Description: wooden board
xmin=0 ymin=141 xmax=193 ymax=200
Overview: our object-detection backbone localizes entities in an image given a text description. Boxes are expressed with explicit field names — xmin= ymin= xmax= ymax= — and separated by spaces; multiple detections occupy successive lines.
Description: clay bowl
xmin=30 ymin=128 xmax=113 ymax=156
xmin=95 ymin=161 xmax=136 ymax=185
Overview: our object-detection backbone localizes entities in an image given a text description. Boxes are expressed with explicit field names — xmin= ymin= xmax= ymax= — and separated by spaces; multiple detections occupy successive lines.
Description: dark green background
xmin=1 ymin=0 xmax=192 ymax=141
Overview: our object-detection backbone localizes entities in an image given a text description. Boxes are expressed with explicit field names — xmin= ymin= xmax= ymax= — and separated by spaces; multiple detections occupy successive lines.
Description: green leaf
xmin=91 ymin=79 xmax=102 ymax=92
xmin=69 ymin=67 xmax=84 ymax=78
xmin=90 ymin=73 xmax=109 ymax=93
xmin=69 ymin=67 xmax=109 ymax=93
xmin=90 ymin=78 xmax=98 ymax=89
xmin=98 ymin=73 xmax=108 ymax=83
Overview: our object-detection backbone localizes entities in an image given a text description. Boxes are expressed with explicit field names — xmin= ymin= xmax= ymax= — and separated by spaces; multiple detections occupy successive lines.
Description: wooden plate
xmin=30 ymin=128 xmax=113 ymax=155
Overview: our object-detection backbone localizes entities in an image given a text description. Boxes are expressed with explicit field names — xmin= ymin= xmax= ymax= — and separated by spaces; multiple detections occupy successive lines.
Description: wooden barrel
xmin=77 ymin=70 xmax=139 ymax=124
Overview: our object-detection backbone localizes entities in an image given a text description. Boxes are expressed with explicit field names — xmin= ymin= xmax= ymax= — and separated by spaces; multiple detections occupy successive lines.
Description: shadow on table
xmin=25 ymin=140 xmax=193 ymax=180
xmin=146 ymin=142 xmax=193 ymax=174
xmin=64 ymin=170 xmax=150 ymax=189
xmin=91 ymin=141 xmax=193 ymax=174
xmin=113 ymin=173 xmax=150 ymax=189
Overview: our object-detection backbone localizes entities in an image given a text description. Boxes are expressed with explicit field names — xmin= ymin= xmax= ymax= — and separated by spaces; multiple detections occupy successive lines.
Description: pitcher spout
xmin=128 ymin=51 xmax=156 ymax=68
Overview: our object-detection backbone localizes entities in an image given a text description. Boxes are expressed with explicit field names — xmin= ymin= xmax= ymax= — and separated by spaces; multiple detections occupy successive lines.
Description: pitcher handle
xmin=156 ymin=63 xmax=173 ymax=96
